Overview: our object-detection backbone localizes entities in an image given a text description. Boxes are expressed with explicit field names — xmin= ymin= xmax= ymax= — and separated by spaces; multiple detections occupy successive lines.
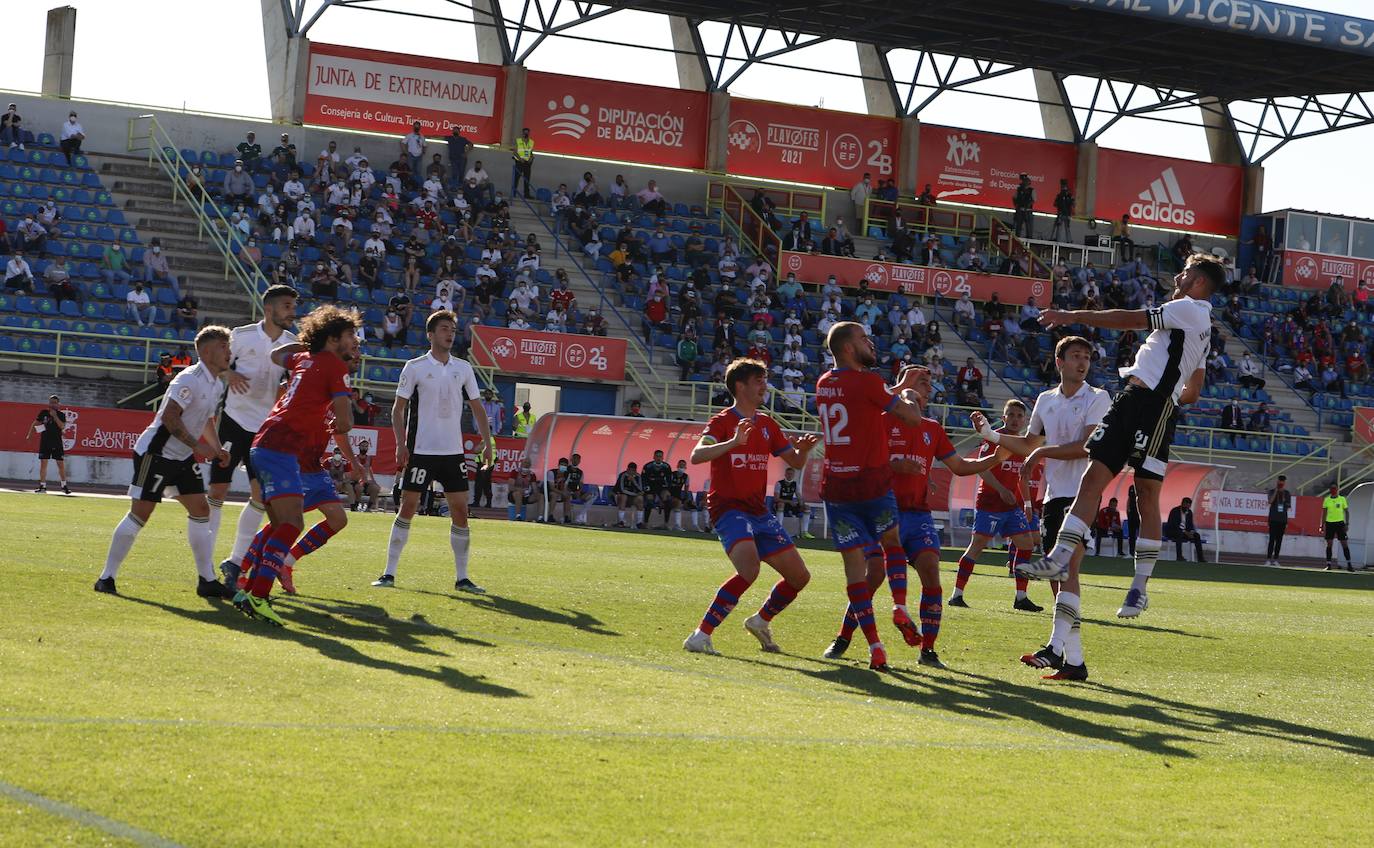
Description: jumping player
xmin=683 ymin=358 xmax=819 ymax=656
xmin=815 ymin=321 xmax=928 ymax=670
xmin=949 ymin=399 xmax=1047 ymax=612
xmin=95 ymin=326 xmax=236 ymax=598
xmin=827 ymin=371 xmax=999 ymax=668
xmin=374 ymin=310 xmax=493 ymax=591
xmin=971 ymin=336 xmax=1110 ymax=677
xmin=991 ymin=255 xmax=1215 ymax=678
xmin=211 ymin=285 xmax=298 ymax=584
xmin=237 ymin=305 xmax=361 ymax=626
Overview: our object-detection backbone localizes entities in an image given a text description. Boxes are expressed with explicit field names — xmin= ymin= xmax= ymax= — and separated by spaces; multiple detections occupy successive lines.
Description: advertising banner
xmin=523 ymin=71 xmax=708 ymax=169
xmin=304 ymin=43 xmax=504 ymax=141
xmin=726 ymin=98 xmax=900 ymax=187
xmin=1281 ymin=249 xmax=1372 ymax=291
xmin=1356 ymin=407 xmax=1374 ymax=444
xmin=1094 ymin=148 xmax=1243 ymax=235
xmin=916 ymin=125 xmax=1077 ymax=210
xmin=779 ymin=251 xmax=1051 ymax=304
xmin=470 ymin=326 xmax=627 ymax=381
xmin=0 ymin=401 xmax=152 ymax=458
xmin=1197 ymin=489 xmax=1324 ymax=537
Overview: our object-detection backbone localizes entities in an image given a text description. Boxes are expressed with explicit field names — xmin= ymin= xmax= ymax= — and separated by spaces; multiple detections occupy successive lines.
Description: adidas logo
xmin=592 ymin=425 xmax=613 ymax=436
xmin=544 ymin=95 xmax=592 ymax=139
xmin=1130 ymin=167 xmax=1195 ymax=227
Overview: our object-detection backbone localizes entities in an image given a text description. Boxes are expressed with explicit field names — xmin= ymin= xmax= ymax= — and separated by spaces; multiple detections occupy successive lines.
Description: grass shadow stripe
xmin=0 ymin=779 xmax=187 ymax=848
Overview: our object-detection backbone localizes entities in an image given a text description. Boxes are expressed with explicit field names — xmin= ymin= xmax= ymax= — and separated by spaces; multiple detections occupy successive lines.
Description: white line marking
xmin=0 ymin=779 xmax=187 ymax=847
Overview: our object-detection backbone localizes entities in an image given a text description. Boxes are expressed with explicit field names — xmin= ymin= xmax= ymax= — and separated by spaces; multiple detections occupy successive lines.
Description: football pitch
xmin=2 ymin=493 xmax=1372 ymax=846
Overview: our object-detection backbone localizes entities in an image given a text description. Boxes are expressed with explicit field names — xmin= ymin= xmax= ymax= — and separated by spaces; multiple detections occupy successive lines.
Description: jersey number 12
xmin=818 ymin=403 xmax=850 ymax=445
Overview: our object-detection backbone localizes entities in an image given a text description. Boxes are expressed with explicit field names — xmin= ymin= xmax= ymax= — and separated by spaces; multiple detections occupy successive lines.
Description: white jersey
xmin=1028 ymin=383 xmax=1112 ymax=501
xmin=1121 ymin=297 xmax=1213 ymax=403
xmin=134 ymin=362 xmax=223 ymax=462
xmin=395 ymin=352 xmax=481 ymax=455
xmin=224 ymin=322 xmax=298 ymax=431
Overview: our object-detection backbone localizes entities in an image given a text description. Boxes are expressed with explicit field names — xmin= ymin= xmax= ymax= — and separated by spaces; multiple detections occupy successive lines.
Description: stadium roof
xmin=632 ymin=0 xmax=1374 ymax=101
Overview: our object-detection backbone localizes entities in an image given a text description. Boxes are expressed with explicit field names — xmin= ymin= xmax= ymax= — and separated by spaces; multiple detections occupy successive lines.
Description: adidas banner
xmin=523 ymin=71 xmax=709 ymax=169
xmin=916 ymin=125 xmax=1078 ymax=211
xmin=470 ymin=326 xmax=627 ymax=381
xmin=726 ymin=98 xmax=900 ymax=188
xmin=304 ymin=43 xmax=505 ymax=142
xmin=1094 ymin=148 xmax=1243 ymax=236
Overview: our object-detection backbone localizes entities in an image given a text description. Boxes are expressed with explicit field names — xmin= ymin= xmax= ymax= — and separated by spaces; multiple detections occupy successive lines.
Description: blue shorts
xmin=302 ymin=470 xmax=341 ymax=512
xmin=825 ymin=492 xmax=898 ymax=552
xmin=899 ymin=510 xmax=941 ymax=558
xmin=973 ymin=507 xmax=1032 ymax=540
xmin=715 ymin=510 xmax=795 ymax=560
xmin=250 ymin=446 xmax=303 ymax=503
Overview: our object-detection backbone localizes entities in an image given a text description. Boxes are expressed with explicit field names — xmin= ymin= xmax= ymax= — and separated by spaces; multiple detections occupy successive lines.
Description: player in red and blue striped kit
xmin=234 ymin=305 xmax=361 ymax=626
xmin=814 ymin=322 xmax=929 ymax=670
xmin=684 ymin=358 xmax=819 ymax=656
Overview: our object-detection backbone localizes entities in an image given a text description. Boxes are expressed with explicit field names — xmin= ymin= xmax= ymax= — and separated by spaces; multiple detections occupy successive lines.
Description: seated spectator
xmin=676 ymin=327 xmax=700 ymax=381
xmin=44 ymin=255 xmax=81 ymax=305
xmin=1321 ymin=362 xmax=1346 ymax=398
xmin=1347 ymin=348 xmax=1369 ymax=383
xmin=56 ymin=111 xmax=85 ymax=165
xmin=223 ymin=160 xmax=254 ymax=204
xmin=167 ymin=287 xmax=198 ymax=331
xmin=309 ymin=262 xmax=339 ymax=300
xmin=15 ymin=213 xmax=46 ymax=255
xmin=636 ymin=180 xmax=668 ymax=217
xmin=388 ymin=291 xmax=414 ymax=328
xmin=581 ymin=307 xmax=607 ymax=336
xmin=1164 ymin=498 xmax=1205 ymax=561
xmin=957 ymin=358 xmax=984 ymax=403
xmin=96 ymin=243 xmax=132 ymax=288
xmin=648 ymin=227 xmax=674 ymax=264
xmin=1019 ymin=297 xmax=1041 ymax=332
xmin=953 ymin=292 xmax=976 ymax=333
xmin=380 ymin=308 xmax=404 ymax=348
xmin=643 ymin=292 xmax=670 ymax=343
xmin=510 ymin=277 xmax=539 ymax=319
xmin=1221 ymin=398 xmax=1244 ymax=431
xmin=1206 ymin=348 xmax=1229 ymax=383
xmin=516 ymin=245 xmax=541 ymax=277
xmin=1094 ymin=498 xmax=1125 ymax=557
xmin=1237 ymin=352 xmax=1265 ymax=390
xmin=432 ymin=280 xmax=456 ymax=314
xmin=126 ymin=280 xmax=154 ymax=327
xmin=142 ymin=244 xmax=181 ymax=297
xmin=776 ymin=272 xmax=802 ymax=307
xmin=1 ymin=102 xmax=23 ymax=150
xmin=1247 ymin=404 xmax=1271 ymax=433
xmin=574 ymin=172 xmax=602 ymax=207
xmin=464 ymin=160 xmax=495 ymax=204
xmin=545 ymin=303 xmax=569 ymax=333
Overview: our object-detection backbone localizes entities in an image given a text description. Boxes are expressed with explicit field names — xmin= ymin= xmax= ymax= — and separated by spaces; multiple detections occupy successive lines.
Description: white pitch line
xmin=0 ymin=779 xmax=187 ymax=848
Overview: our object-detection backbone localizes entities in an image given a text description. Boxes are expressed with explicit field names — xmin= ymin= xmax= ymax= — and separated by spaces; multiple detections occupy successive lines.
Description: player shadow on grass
xmin=276 ymin=595 xmax=497 ymax=652
xmin=118 ymin=594 xmax=526 ymax=700
xmin=721 ymin=653 xmax=1373 ymax=758
xmin=407 ymin=587 xmax=620 ymax=637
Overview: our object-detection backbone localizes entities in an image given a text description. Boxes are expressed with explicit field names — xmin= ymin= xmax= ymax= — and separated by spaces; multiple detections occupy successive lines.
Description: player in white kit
xmin=209 ymin=285 xmax=298 ymax=586
xmin=95 ymin=326 xmax=236 ymax=598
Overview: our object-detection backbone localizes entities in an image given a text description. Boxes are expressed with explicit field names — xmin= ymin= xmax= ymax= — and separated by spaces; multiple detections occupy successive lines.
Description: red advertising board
xmin=726 ymin=98 xmax=900 ymax=188
xmin=1281 ymin=249 xmax=1372 ymax=292
xmin=304 ymin=43 xmax=505 ymax=142
xmin=1197 ymin=489 xmax=1324 ymax=537
xmin=779 ymin=251 xmax=1050 ymax=305
xmin=1094 ymin=148 xmax=1243 ymax=236
xmin=1355 ymin=407 xmax=1374 ymax=444
xmin=0 ymin=401 xmax=153 ymax=458
xmin=917 ymin=125 xmax=1077 ymax=211
xmin=470 ymin=326 xmax=627 ymax=381
xmin=523 ymin=71 xmax=708 ymax=169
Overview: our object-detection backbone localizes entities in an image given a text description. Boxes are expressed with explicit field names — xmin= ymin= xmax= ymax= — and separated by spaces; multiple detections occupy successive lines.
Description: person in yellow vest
xmin=512 ymin=127 xmax=535 ymax=200
xmin=1320 ymin=483 xmax=1354 ymax=571
xmin=512 ymin=401 xmax=536 ymax=438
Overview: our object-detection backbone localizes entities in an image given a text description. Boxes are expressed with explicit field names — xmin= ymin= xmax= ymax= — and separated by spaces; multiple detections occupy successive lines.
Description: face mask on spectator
xmin=153 ymin=247 xmax=161 ymax=254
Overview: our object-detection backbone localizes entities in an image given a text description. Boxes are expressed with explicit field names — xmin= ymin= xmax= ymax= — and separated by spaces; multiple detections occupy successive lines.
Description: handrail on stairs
xmin=126 ymin=114 xmax=265 ymax=320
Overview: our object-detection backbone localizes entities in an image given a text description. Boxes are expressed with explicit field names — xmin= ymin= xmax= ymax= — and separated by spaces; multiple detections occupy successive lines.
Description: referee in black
xmin=1264 ymin=476 xmax=1291 ymax=566
xmin=30 ymin=394 xmax=72 ymax=494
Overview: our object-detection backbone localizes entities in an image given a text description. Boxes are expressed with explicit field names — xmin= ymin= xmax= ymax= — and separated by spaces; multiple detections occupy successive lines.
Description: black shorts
xmin=645 ymin=487 xmax=671 ymax=505
xmin=38 ymin=443 xmax=64 ymax=461
xmin=129 ymin=451 xmax=206 ymax=503
xmin=401 ymin=453 xmax=469 ymax=494
xmin=1325 ymin=521 xmax=1348 ymax=541
xmin=778 ymin=499 xmax=803 ymax=517
xmin=614 ymin=489 xmax=643 ymax=501
xmin=1086 ymin=385 xmax=1176 ymax=482
xmin=1041 ymin=497 xmax=1076 ymax=549
xmin=209 ymin=414 xmax=256 ymax=484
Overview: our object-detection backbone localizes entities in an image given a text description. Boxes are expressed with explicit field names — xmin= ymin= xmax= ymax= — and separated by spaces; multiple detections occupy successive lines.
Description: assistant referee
xmin=1320 ymin=484 xmax=1355 ymax=571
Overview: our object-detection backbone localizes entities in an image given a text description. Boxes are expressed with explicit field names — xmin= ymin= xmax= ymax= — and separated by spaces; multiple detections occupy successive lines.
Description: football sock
xmin=758 ymin=579 xmax=800 ymax=622
xmin=1131 ymin=539 xmax=1160 ymax=593
xmin=883 ymin=546 xmax=908 ymax=608
xmin=450 ymin=524 xmax=471 ymax=581
xmin=385 ymin=517 xmax=412 ymax=577
xmin=286 ymin=520 xmax=339 ymax=567
xmin=674 ymin=511 xmax=683 ymax=530
xmin=699 ymin=573 xmax=754 ymax=634
xmin=100 ymin=512 xmax=145 ymax=579
xmin=230 ymin=501 xmax=267 ymax=563
xmin=617 ymin=509 xmax=625 ymax=523
xmin=249 ymin=522 xmax=299 ymax=598
xmin=1012 ymin=546 xmax=1032 ymax=597
xmin=206 ymin=497 xmax=224 ymax=541
xmin=846 ymin=581 xmax=882 ymax=646
xmin=187 ymin=514 xmax=215 ymax=581
xmin=1048 ymin=513 xmax=1089 ymax=565
xmin=1058 ymin=591 xmax=1084 ymax=665
xmin=1050 ymin=590 xmax=1079 ymax=655
xmin=800 ymin=509 xmax=812 ymax=534
xmin=241 ymin=525 xmax=271 ymax=572
xmin=954 ymin=554 xmax=976 ymax=591
xmin=919 ymin=587 xmax=943 ymax=650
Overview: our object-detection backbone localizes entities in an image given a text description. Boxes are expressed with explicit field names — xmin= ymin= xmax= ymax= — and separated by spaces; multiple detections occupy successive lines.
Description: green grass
xmin=2 ymin=492 xmax=1372 ymax=846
